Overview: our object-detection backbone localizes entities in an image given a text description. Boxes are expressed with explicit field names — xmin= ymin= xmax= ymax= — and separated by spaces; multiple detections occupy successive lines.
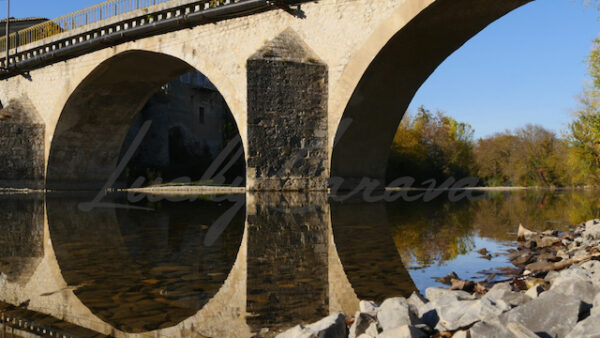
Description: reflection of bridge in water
xmin=0 ymin=193 xmax=415 ymax=337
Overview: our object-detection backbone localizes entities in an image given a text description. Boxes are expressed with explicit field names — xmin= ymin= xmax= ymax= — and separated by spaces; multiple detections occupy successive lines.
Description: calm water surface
xmin=0 ymin=190 xmax=598 ymax=337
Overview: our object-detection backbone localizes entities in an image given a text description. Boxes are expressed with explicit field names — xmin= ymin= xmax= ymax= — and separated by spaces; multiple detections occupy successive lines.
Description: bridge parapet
xmin=0 ymin=0 xmax=282 ymax=77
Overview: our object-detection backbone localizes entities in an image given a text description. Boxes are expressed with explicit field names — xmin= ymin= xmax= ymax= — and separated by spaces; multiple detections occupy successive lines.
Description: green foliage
xmin=208 ymin=0 xmax=225 ymax=7
xmin=387 ymin=106 xmax=475 ymax=184
xmin=475 ymin=125 xmax=570 ymax=187
xmin=564 ymin=39 xmax=600 ymax=186
xmin=388 ymin=110 xmax=572 ymax=187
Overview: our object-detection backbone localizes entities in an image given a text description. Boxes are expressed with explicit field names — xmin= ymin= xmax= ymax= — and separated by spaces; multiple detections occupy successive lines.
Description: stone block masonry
xmin=247 ymin=29 xmax=329 ymax=191
xmin=0 ymin=99 xmax=45 ymax=189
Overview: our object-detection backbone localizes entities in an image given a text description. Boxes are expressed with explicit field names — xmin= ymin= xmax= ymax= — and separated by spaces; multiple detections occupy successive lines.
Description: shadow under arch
xmin=46 ymin=50 xmax=245 ymax=190
xmin=46 ymin=195 xmax=245 ymax=333
xmin=330 ymin=0 xmax=531 ymax=188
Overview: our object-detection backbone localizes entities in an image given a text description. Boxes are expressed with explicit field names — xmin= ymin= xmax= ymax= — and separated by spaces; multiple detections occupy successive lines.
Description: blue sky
xmin=3 ymin=0 xmax=600 ymax=139
xmin=409 ymin=0 xmax=600 ymax=139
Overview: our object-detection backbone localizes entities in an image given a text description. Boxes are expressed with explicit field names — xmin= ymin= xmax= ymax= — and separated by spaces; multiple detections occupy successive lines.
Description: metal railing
xmin=0 ymin=0 xmax=209 ymax=53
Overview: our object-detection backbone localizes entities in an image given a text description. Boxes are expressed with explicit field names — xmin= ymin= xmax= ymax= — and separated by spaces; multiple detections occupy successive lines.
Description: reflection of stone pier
xmin=246 ymin=193 xmax=330 ymax=332
xmin=0 ymin=195 xmax=44 ymax=285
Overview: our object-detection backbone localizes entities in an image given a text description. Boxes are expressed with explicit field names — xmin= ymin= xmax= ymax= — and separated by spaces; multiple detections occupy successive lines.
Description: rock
xmin=559 ymin=265 xmax=592 ymax=281
xmin=418 ymin=303 xmax=439 ymax=329
xmin=436 ymin=297 xmax=506 ymax=331
xmin=581 ymin=260 xmax=600 ymax=278
xmin=425 ymin=288 xmax=477 ymax=302
xmin=359 ymin=300 xmax=379 ymax=316
xmin=435 ymin=272 xmax=459 ymax=285
xmin=276 ymin=313 xmax=347 ymax=338
xmin=517 ymin=224 xmax=536 ymax=241
xmin=452 ymin=330 xmax=469 ymax=338
xmin=525 ymin=260 xmax=556 ymax=273
xmin=591 ymin=293 xmax=600 ymax=316
xmin=556 ymin=249 xmax=569 ymax=260
xmin=565 ymin=312 xmax=600 ymax=338
xmin=470 ymin=319 xmax=515 ymax=338
xmin=509 ymin=250 xmax=534 ymax=266
xmin=477 ymin=248 xmax=489 ymax=255
xmin=377 ymin=297 xmax=418 ymax=332
xmin=377 ymin=325 xmax=425 ymax=338
xmin=539 ymin=236 xmax=560 ymax=248
xmin=407 ymin=292 xmax=427 ymax=317
xmin=524 ymin=284 xmax=544 ymax=299
xmin=545 ymin=270 xmax=560 ymax=282
xmin=583 ymin=220 xmax=600 ymax=241
xmin=506 ymin=322 xmax=539 ymax=338
xmin=500 ymin=290 xmax=582 ymax=338
xmin=450 ymin=279 xmax=475 ymax=292
xmin=551 ymin=277 xmax=599 ymax=304
xmin=483 ymin=282 xmax=529 ymax=308
xmin=348 ymin=312 xmax=377 ymax=338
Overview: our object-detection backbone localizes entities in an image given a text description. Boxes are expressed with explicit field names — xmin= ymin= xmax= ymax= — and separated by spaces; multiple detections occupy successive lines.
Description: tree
xmin=475 ymin=125 xmax=569 ymax=187
xmin=387 ymin=106 xmax=475 ymax=184
xmin=565 ymin=39 xmax=600 ymax=185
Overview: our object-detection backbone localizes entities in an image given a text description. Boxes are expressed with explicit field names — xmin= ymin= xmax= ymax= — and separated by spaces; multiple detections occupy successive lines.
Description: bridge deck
xmin=0 ymin=0 xmax=300 ymax=78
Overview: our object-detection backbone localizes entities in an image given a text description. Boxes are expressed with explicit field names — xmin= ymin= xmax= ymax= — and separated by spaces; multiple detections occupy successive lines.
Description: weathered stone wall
xmin=0 ymin=100 xmax=45 ymax=189
xmin=247 ymin=30 xmax=329 ymax=191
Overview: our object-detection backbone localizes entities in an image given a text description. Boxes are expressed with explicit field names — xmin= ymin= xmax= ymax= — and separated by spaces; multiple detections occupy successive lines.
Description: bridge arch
xmin=329 ymin=0 xmax=531 ymax=188
xmin=46 ymin=49 xmax=245 ymax=190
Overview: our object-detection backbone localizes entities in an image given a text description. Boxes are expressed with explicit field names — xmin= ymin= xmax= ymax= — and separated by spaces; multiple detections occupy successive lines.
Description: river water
xmin=0 ymin=189 xmax=598 ymax=337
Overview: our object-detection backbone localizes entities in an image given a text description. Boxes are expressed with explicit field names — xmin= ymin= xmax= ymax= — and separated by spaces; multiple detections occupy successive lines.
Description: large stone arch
xmin=46 ymin=49 xmax=245 ymax=190
xmin=330 ymin=0 xmax=532 ymax=189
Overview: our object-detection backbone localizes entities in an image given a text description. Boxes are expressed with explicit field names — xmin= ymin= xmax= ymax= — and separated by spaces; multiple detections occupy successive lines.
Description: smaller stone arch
xmin=46 ymin=50 xmax=245 ymax=190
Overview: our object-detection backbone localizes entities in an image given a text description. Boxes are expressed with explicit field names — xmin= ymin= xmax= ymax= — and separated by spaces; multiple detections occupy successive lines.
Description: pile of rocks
xmin=277 ymin=219 xmax=600 ymax=338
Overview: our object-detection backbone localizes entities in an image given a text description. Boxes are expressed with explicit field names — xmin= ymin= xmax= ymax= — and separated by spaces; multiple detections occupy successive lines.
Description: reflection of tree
xmin=388 ymin=200 xmax=475 ymax=268
xmin=388 ymin=191 xmax=600 ymax=268
xmin=471 ymin=190 xmax=600 ymax=241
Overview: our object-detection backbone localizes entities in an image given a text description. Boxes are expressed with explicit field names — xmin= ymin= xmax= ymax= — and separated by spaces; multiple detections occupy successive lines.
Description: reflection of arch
xmin=46 ymin=50 xmax=245 ymax=190
xmin=331 ymin=201 xmax=416 ymax=300
xmin=330 ymin=0 xmax=531 ymax=187
xmin=46 ymin=196 xmax=245 ymax=333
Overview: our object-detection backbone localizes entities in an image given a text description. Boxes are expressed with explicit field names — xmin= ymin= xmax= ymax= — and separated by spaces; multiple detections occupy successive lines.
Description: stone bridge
xmin=0 ymin=0 xmax=531 ymax=191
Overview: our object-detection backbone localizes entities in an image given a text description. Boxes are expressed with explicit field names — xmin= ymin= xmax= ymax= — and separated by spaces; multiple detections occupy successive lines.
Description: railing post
xmin=5 ymin=0 xmax=9 ymax=69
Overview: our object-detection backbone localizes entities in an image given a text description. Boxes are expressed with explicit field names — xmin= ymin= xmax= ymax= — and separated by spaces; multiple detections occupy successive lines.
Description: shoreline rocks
xmin=277 ymin=219 xmax=600 ymax=338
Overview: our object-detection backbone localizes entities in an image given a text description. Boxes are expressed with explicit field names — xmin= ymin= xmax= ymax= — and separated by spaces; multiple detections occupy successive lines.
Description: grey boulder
xmin=349 ymin=312 xmax=378 ymax=338
xmin=565 ymin=312 xmax=600 ymax=338
xmin=435 ymin=297 xmax=505 ymax=331
xmin=470 ymin=319 xmax=515 ymax=338
xmin=500 ymin=290 xmax=582 ymax=338
xmin=359 ymin=300 xmax=379 ymax=317
xmin=276 ymin=313 xmax=347 ymax=338
xmin=377 ymin=297 xmax=419 ymax=332
xmin=377 ymin=325 xmax=425 ymax=338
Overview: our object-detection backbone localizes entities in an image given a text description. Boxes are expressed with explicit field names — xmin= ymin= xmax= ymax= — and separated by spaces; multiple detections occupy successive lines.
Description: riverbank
xmin=118 ymin=184 xmax=246 ymax=195
xmin=277 ymin=219 xmax=600 ymax=338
